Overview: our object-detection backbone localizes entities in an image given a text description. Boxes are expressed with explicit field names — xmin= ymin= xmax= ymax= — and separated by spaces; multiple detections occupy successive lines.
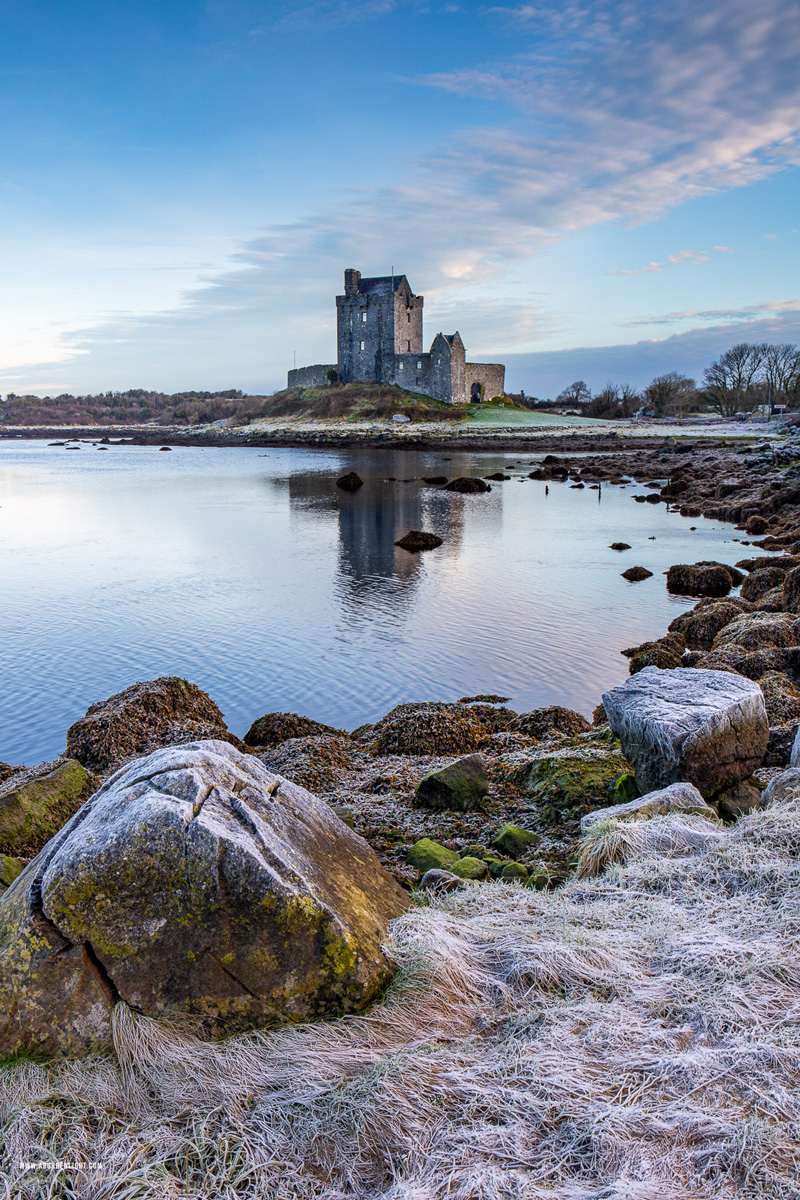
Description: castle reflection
xmin=282 ymin=451 xmax=488 ymax=620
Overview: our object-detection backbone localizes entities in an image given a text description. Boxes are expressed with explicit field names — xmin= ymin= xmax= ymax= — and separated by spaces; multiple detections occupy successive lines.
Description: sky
xmin=1 ymin=0 xmax=799 ymax=399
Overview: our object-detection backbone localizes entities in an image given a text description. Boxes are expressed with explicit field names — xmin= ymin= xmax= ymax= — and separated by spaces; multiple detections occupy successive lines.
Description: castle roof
xmin=356 ymin=274 xmax=410 ymax=296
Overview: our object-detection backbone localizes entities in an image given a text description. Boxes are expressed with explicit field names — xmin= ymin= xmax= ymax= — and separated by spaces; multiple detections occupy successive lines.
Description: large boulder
xmin=67 ymin=677 xmax=243 ymax=773
xmin=711 ymin=612 xmax=797 ymax=651
xmin=0 ymin=759 xmax=96 ymax=857
xmin=0 ymin=740 xmax=408 ymax=1057
xmin=580 ymin=781 xmax=715 ymax=834
xmin=602 ymin=667 xmax=768 ymax=796
xmin=414 ymin=754 xmax=489 ymax=811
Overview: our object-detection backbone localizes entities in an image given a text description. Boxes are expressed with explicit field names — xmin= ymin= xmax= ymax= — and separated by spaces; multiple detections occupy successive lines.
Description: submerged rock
xmin=603 ymin=667 xmax=768 ymax=797
xmin=394 ymin=530 xmax=444 ymax=552
xmin=0 ymin=759 xmax=96 ymax=857
xmin=0 ymin=740 xmax=408 ymax=1057
xmin=336 ymin=471 xmax=364 ymax=492
xmin=580 ymin=781 xmax=715 ymax=834
xmin=414 ymin=754 xmax=489 ymax=811
xmin=444 ymin=477 xmax=491 ymax=494
xmin=67 ymin=677 xmax=242 ymax=773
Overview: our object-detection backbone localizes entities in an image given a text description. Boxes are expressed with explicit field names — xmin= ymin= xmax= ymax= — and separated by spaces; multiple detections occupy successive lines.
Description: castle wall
xmin=465 ymin=363 xmax=505 ymax=402
xmin=287 ymin=364 xmax=336 ymax=389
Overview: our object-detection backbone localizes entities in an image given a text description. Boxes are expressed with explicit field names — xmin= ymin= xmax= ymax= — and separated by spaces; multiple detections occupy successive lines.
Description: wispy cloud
xmin=625 ymin=297 xmax=800 ymax=326
xmin=6 ymin=0 xmax=800 ymax=389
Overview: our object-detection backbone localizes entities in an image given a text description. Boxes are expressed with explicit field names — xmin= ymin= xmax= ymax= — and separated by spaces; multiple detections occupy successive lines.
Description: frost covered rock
xmin=602 ymin=667 xmax=768 ymax=796
xmin=0 ymin=740 xmax=407 ymax=1058
xmin=580 ymin=781 xmax=715 ymax=834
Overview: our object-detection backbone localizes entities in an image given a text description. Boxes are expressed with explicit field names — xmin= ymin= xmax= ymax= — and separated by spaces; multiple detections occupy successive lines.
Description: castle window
xmin=360 ymin=340 xmax=365 ymax=351
xmin=407 ymin=340 xmax=411 ymax=351
xmin=416 ymin=362 xmax=422 ymax=370
xmin=361 ymin=312 xmax=367 ymax=323
xmin=398 ymin=362 xmax=404 ymax=371
xmin=407 ymin=312 xmax=411 ymax=323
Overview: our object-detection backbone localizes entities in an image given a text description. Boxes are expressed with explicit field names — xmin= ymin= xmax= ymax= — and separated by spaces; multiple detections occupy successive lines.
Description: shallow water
xmin=0 ymin=439 xmax=748 ymax=764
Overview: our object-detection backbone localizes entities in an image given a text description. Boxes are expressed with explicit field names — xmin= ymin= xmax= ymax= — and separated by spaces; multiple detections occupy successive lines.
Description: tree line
xmin=549 ymin=342 xmax=800 ymax=420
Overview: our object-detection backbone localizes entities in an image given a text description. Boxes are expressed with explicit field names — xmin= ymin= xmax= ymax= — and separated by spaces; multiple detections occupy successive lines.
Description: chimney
xmin=344 ymin=268 xmax=361 ymax=296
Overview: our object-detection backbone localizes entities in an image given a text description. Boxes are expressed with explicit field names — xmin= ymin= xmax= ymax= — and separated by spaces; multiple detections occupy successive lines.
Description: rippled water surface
xmin=1 ymin=439 xmax=745 ymax=763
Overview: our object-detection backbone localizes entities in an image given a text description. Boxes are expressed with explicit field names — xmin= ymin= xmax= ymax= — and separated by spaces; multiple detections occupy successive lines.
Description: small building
xmin=288 ymin=268 xmax=505 ymax=405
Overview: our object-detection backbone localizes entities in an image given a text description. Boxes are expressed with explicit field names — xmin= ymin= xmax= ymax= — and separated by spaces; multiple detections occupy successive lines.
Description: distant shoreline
xmin=0 ymin=418 xmax=777 ymax=454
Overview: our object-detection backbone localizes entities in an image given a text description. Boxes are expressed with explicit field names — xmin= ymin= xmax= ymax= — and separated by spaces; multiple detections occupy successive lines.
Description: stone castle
xmin=288 ymin=268 xmax=505 ymax=405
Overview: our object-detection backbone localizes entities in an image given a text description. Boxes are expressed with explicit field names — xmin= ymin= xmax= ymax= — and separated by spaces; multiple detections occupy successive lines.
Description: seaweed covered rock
xmin=666 ymin=562 xmax=739 ymax=597
xmin=244 ymin=712 xmax=347 ymax=749
xmin=603 ymin=667 xmax=768 ymax=797
xmin=369 ymin=702 xmax=484 ymax=757
xmin=668 ymin=599 xmax=752 ymax=649
xmin=622 ymin=633 xmax=685 ymax=674
xmin=621 ymin=566 xmax=653 ymax=582
xmin=67 ymin=677 xmax=242 ymax=773
xmin=414 ymin=754 xmax=489 ymax=811
xmin=758 ymin=671 xmax=800 ymax=726
xmin=510 ymin=706 xmax=591 ymax=741
xmin=0 ymin=740 xmax=408 ymax=1057
xmin=254 ymin=735 xmax=359 ymax=793
xmin=711 ymin=612 xmax=797 ymax=652
xmin=741 ymin=566 xmax=788 ymax=602
xmin=580 ymin=781 xmax=715 ymax=834
xmin=0 ymin=758 xmax=96 ymax=857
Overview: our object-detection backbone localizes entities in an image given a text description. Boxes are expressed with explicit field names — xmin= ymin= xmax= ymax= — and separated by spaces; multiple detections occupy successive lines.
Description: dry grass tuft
xmin=4 ymin=800 xmax=800 ymax=1197
xmin=576 ymin=813 xmax=725 ymax=879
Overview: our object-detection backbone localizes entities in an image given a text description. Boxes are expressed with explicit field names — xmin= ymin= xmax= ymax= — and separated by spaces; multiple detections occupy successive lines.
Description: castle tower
xmin=336 ymin=269 xmax=424 ymax=383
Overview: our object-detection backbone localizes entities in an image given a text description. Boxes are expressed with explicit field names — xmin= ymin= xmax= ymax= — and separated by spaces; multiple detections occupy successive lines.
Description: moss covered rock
xmin=0 ymin=759 xmax=96 ymax=857
xmin=449 ymin=856 xmax=489 ymax=880
xmin=0 ymin=854 xmax=25 ymax=889
xmin=414 ymin=754 xmax=489 ymax=811
xmin=491 ymin=824 xmax=541 ymax=858
xmin=499 ymin=862 xmax=529 ymax=882
xmin=407 ymin=838 xmax=459 ymax=873
xmin=514 ymin=746 xmax=634 ymax=819
xmin=0 ymin=739 xmax=408 ymax=1058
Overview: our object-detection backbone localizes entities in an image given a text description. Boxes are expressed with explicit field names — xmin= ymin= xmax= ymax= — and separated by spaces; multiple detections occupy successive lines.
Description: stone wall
xmin=287 ymin=364 xmax=337 ymax=389
xmin=465 ymin=363 xmax=505 ymax=402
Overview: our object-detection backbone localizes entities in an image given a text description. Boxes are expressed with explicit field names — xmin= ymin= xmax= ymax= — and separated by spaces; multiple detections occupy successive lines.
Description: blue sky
xmin=1 ymin=0 xmax=799 ymax=398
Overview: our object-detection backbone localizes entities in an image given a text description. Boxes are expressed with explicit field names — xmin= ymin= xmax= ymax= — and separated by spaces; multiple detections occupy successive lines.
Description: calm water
xmin=1 ymin=439 xmax=746 ymax=764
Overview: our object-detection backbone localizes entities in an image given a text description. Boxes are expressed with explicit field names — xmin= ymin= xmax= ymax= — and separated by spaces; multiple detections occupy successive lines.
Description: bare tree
xmin=763 ymin=343 xmax=800 ymax=405
xmin=556 ymin=380 xmax=591 ymax=407
xmin=703 ymin=343 xmax=767 ymax=417
xmin=619 ymin=384 xmax=642 ymax=417
xmin=588 ymin=383 xmax=621 ymax=418
xmin=644 ymin=372 xmax=696 ymax=418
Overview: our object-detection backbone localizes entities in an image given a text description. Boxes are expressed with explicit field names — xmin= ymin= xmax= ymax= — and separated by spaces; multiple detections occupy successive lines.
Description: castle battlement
xmin=288 ymin=269 xmax=505 ymax=405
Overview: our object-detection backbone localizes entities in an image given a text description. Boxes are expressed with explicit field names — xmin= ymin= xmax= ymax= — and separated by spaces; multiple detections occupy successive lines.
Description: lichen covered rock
xmin=0 ymin=740 xmax=407 ymax=1057
xmin=0 ymin=759 xmax=96 ymax=857
xmin=513 ymin=745 xmax=634 ymax=820
xmin=603 ymin=667 xmax=768 ymax=797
